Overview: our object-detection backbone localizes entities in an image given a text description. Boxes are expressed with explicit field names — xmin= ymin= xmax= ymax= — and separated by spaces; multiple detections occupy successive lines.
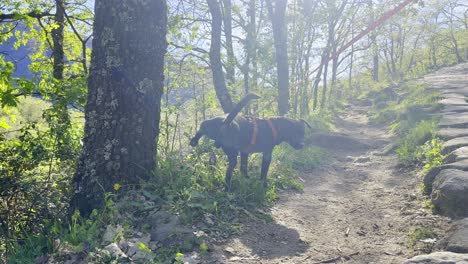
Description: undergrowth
xmin=148 ymin=139 xmax=327 ymax=227
xmin=5 ymin=120 xmax=328 ymax=263
xmin=366 ymin=81 xmax=444 ymax=168
xmin=407 ymin=226 xmax=437 ymax=253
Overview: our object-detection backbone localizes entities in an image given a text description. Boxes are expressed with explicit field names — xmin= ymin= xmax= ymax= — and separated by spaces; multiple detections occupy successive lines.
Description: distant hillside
xmin=1 ymin=24 xmax=33 ymax=79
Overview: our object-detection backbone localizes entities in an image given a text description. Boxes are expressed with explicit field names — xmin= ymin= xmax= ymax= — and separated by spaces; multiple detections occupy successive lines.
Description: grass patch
xmin=368 ymin=82 xmax=441 ymax=125
xmin=146 ymin=141 xmax=327 ymax=227
xmin=407 ymin=226 xmax=437 ymax=250
xmin=395 ymin=120 xmax=438 ymax=166
xmin=365 ymin=81 xmax=444 ymax=168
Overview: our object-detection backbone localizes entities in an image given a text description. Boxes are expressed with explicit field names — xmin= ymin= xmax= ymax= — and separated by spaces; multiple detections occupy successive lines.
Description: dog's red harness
xmin=250 ymin=118 xmax=258 ymax=145
xmin=267 ymin=119 xmax=278 ymax=143
xmin=249 ymin=118 xmax=278 ymax=147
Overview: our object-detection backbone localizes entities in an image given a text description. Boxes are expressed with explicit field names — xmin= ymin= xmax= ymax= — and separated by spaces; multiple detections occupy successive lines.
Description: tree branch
xmin=0 ymin=11 xmax=53 ymax=21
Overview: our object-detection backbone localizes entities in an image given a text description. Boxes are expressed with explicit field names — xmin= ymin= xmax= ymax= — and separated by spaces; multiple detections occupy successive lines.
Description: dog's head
xmin=277 ymin=118 xmax=312 ymax=150
xmin=189 ymin=117 xmax=224 ymax=147
xmin=190 ymin=93 xmax=260 ymax=148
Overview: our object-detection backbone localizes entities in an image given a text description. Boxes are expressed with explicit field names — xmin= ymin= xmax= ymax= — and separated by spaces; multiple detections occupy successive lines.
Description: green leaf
xmin=0 ymin=117 xmax=10 ymax=129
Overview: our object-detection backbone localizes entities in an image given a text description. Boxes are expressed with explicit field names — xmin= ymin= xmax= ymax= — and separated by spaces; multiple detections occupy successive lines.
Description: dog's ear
xmin=223 ymin=93 xmax=260 ymax=126
xmin=300 ymin=119 xmax=313 ymax=129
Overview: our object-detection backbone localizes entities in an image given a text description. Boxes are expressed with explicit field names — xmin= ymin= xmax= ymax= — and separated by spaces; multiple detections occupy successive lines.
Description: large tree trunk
xmin=207 ymin=0 xmax=234 ymax=113
xmin=266 ymin=0 xmax=289 ymax=116
xmin=71 ymin=0 xmax=167 ymax=216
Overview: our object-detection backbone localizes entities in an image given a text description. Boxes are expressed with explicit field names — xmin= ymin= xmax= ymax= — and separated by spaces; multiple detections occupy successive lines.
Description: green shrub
xmin=407 ymin=226 xmax=437 ymax=248
xmin=418 ymin=137 xmax=445 ymax=172
xmin=142 ymin=137 xmax=327 ymax=234
xmin=395 ymin=120 xmax=438 ymax=166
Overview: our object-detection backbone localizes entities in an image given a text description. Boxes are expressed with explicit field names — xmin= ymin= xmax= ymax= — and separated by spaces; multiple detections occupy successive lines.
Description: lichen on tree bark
xmin=70 ymin=0 xmax=167 ymax=216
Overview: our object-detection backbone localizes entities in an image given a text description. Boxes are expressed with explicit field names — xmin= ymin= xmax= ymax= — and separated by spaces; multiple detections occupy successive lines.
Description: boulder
xmin=404 ymin=251 xmax=468 ymax=263
xmin=442 ymin=137 xmax=468 ymax=155
xmin=440 ymin=128 xmax=468 ymax=140
xmin=439 ymin=97 xmax=468 ymax=107
xmin=439 ymin=218 xmax=468 ymax=253
xmin=431 ymin=170 xmax=468 ymax=218
xmin=441 ymin=105 xmax=468 ymax=114
xmin=423 ymin=165 xmax=468 ymax=194
xmin=445 ymin=147 xmax=468 ymax=163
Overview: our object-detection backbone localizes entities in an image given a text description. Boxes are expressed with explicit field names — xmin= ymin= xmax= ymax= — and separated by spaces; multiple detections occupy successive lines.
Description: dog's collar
xmin=267 ymin=119 xmax=278 ymax=142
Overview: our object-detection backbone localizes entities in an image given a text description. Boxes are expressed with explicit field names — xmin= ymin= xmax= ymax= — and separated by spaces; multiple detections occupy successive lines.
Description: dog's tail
xmin=301 ymin=119 xmax=313 ymax=129
xmin=223 ymin=93 xmax=260 ymax=125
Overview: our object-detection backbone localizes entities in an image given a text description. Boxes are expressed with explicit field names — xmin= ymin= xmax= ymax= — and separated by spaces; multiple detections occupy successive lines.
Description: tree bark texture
xmin=207 ymin=0 xmax=234 ymax=113
xmin=71 ymin=0 xmax=167 ymax=216
xmin=267 ymin=0 xmax=289 ymax=116
xmin=222 ymin=0 xmax=236 ymax=86
xmin=52 ymin=0 xmax=65 ymax=80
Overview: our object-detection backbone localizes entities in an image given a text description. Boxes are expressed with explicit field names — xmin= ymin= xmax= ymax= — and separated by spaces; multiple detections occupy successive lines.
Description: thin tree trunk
xmin=207 ymin=0 xmax=234 ymax=113
xmin=222 ymin=0 xmax=236 ymax=86
xmin=266 ymin=0 xmax=289 ymax=115
xmin=52 ymin=0 xmax=64 ymax=80
xmin=368 ymin=0 xmax=379 ymax=82
xmin=50 ymin=0 xmax=73 ymax=161
xmin=250 ymin=0 xmax=259 ymax=115
xmin=312 ymin=52 xmax=325 ymax=111
xmin=321 ymin=59 xmax=329 ymax=110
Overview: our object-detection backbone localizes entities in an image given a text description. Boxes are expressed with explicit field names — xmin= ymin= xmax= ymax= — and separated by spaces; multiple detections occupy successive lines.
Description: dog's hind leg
xmin=240 ymin=152 xmax=249 ymax=178
xmin=224 ymin=147 xmax=238 ymax=191
xmin=260 ymin=150 xmax=272 ymax=187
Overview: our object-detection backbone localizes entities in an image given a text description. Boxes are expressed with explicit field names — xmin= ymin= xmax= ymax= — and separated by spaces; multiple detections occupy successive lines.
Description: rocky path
xmin=404 ymin=63 xmax=468 ymax=263
xmin=202 ymin=82 xmax=453 ymax=263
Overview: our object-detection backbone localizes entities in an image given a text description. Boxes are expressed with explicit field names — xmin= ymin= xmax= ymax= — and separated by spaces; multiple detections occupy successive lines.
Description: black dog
xmin=190 ymin=93 xmax=312 ymax=190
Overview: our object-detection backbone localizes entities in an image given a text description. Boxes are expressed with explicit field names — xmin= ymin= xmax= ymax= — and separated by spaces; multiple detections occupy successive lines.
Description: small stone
xmin=204 ymin=214 xmax=215 ymax=225
xmin=224 ymin=247 xmax=236 ymax=255
xmin=102 ymin=224 xmax=124 ymax=244
xmin=442 ymin=218 xmax=468 ymax=253
xmin=180 ymin=252 xmax=200 ymax=264
xmin=104 ymin=243 xmax=128 ymax=259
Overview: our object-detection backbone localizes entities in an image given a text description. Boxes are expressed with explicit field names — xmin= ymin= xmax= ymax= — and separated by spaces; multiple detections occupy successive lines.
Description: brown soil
xmin=202 ymin=102 xmax=450 ymax=263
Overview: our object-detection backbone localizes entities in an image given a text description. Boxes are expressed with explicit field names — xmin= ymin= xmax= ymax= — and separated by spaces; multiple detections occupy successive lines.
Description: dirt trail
xmin=203 ymin=100 xmax=449 ymax=263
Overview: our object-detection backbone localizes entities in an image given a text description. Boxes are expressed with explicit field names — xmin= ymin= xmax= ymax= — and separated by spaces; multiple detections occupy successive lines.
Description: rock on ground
xmin=103 ymin=243 xmax=128 ymax=259
xmin=423 ymin=161 xmax=468 ymax=194
xmin=149 ymin=210 xmax=195 ymax=248
xmin=404 ymin=251 xmax=468 ymax=263
xmin=442 ymin=137 xmax=468 ymax=155
xmin=445 ymin=146 xmax=468 ymax=163
xmin=439 ymin=128 xmax=468 ymax=141
xmin=439 ymin=218 xmax=468 ymax=253
xmin=431 ymin=170 xmax=468 ymax=218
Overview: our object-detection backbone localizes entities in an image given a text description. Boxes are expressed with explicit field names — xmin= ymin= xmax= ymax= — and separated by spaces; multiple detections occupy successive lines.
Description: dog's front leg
xmin=224 ymin=147 xmax=238 ymax=191
xmin=240 ymin=152 xmax=249 ymax=178
xmin=260 ymin=150 xmax=272 ymax=187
